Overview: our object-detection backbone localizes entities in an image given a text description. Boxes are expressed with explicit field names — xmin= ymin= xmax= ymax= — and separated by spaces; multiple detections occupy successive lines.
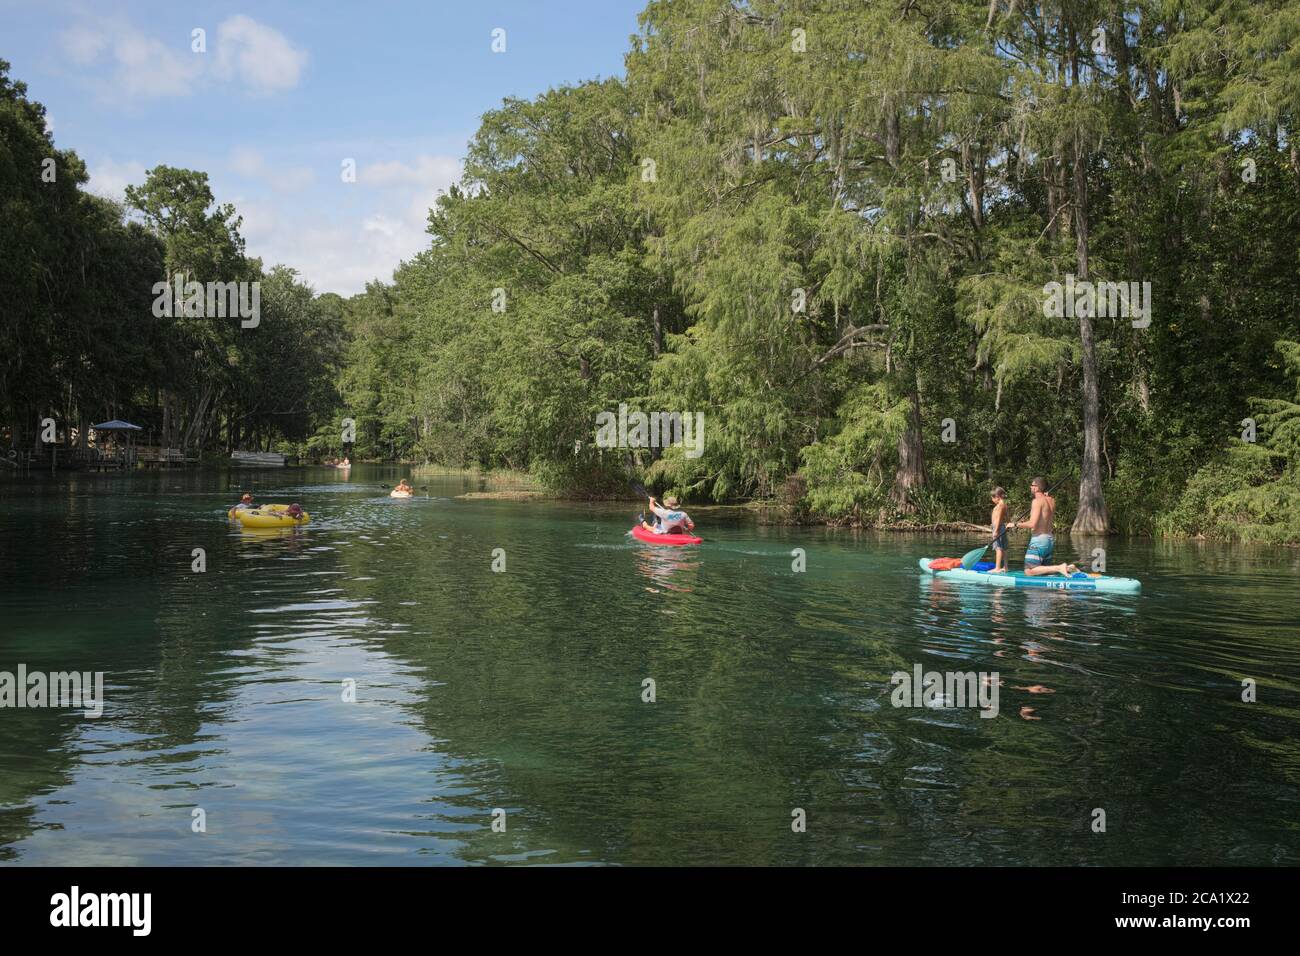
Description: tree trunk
xmin=983 ymin=366 xmax=996 ymax=480
xmin=195 ymin=393 xmax=218 ymax=451
xmin=885 ymin=111 xmax=900 ymax=169
xmin=889 ymin=376 xmax=926 ymax=513
xmin=1071 ymin=131 xmax=1111 ymax=533
xmin=183 ymin=382 xmax=217 ymax=451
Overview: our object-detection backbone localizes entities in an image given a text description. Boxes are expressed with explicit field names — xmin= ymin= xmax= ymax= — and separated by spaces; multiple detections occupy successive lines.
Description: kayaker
xmin=641 ymin=495 xmax=694 ymax=536
xmin=1013 ymin=477 xmax=1080 ymax=576
xmin=232 ymin=492 xmax=255 ymax=512
xmin=394 ymin=479 xmax=413 ymax=495
xmin=286 ymin=503 xmax=306 ymax=521
xmin=989 ymin=486 xmax=1009 ymax=573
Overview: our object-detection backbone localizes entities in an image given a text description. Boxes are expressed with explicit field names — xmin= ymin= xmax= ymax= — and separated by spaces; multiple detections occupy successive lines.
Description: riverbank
xmin=7 ymin=459 xmax=1296 ymax=545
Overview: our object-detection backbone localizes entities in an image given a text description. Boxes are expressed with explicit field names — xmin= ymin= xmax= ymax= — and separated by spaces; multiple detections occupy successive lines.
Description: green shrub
xmin=1157 ymin=444 xmax=1299 ymax=544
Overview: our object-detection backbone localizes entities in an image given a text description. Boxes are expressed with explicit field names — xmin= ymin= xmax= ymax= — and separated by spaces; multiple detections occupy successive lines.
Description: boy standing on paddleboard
xmin=990 ymin=487 xmax=1009 ymax=573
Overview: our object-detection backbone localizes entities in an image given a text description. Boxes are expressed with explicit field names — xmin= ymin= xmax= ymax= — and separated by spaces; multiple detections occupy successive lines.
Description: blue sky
xmin=1 ymin=0 xmax=645 ymax=293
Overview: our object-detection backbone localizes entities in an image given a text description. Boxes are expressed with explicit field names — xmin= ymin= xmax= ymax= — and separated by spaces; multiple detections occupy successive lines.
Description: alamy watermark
xmin=50 ymin=886 xmax=150 ymax=936
xmin=891 ymin=665 xmax=999 ymax=718
xmin=151 ymin=274 xmax=261 ymax=328
xmin=594 ymin=403 xmax=705 ymax=459
xmin=0 ymin=664 xmax=105 ymax=717
xmin=1042 ymin=274 xmax=1151 ymax=328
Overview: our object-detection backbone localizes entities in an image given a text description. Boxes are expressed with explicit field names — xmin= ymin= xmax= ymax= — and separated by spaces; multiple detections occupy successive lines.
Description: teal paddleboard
xmin=919 ymin=558 xmax=1141 ymax=593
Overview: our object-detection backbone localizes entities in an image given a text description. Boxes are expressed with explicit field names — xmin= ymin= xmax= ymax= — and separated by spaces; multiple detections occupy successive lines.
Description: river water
xmin=1 ymin=466 xmax=1297 ymax=865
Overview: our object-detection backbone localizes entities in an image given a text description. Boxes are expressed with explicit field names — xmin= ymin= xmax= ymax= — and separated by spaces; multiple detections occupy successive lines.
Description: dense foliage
xmin=0 ymin=60 xmax=343 ymax=460
xmin=4 ymin=1 xmax=1300 ymax=541
xmin=337 ymin=2 xmax=1300 ymax=539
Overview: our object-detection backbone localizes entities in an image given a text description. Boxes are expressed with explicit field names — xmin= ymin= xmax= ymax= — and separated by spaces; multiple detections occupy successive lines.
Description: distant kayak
xmin=918 ymin=558 xmax=1140 ymax=593
xmin=631 ymin=525 xmax=702 ymax=546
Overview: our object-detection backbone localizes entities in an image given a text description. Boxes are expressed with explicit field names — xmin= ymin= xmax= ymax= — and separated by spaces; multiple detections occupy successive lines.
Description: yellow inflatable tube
xmin=233 ymin=505 xmax=311 ymax=528
xmin=228 ymin=503 xmax=291 ymax=520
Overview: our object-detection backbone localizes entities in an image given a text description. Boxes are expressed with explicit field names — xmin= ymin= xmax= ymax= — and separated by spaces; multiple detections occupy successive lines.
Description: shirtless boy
xmin=989 ymin=487 xmax=1009 ymax=573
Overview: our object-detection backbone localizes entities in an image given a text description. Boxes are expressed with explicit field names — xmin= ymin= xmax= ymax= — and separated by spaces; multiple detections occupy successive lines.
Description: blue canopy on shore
xmin=91 ymin=420 xmax=143 ymax=431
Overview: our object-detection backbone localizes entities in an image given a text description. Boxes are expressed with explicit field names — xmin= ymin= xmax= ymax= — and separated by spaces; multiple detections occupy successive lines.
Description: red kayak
xmin=631 ymin=525 xmax=702 ymax=546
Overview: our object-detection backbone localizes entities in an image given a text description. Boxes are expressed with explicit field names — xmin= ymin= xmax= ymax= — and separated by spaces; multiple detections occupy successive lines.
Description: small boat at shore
xmin=231 ymin=450 xmax=286 ymax=467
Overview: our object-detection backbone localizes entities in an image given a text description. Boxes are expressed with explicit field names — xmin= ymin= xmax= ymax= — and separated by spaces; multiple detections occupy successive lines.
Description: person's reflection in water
xmin=1014 ymin=591 xmax=1066 ymax=718
xmin=239 ymin=527 xmax=308 ymax=555
xmin=918 ymin=573 xmax=1059 ymax=718
xmin=1020 ymin=587 xmax=1060 ymax=633
xmin=989 ymin=586 xmax=1012 ymax=657
xmin=1018 ymin=589 xmax=1071 ymax=660
xmin=634 ymin=547 xmax=698 ymax=595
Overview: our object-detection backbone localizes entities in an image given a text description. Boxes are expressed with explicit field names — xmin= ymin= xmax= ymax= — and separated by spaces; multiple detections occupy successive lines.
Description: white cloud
xmin=61 ymin=25 xmax=109 ymax=65
xmin=215 ymin=15 xmax=307 ymax=95
xmin=58 ymin=14 xmax=305 ymax=101
xmin=407 ymin=187 xmax=447 ymax=222
xmin=361 ymin=214 xmax=401 ymax=238
xmin=79 ymin=148 xmax=459 ymax=293
xmin=229 ymin=146 xmax=264 ymax=178
xmin=362 ymin=155 xmax=461 ymax=189
xmin=228 ymin=147 xmax=315 ymax=192
xmin=250 ymin=214 xmax=418 ymax=294
xmin=240 ymin=156 xmax=461 ymax=295
xmin=60 ymin=20 xmax=201 ymax=98
xmin=86 ymin=158 xmax=148 ymax=201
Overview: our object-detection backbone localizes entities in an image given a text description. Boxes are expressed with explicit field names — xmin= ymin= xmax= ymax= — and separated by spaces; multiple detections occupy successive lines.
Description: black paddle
xmin=628 ymin=479 xmax=651 ymax=534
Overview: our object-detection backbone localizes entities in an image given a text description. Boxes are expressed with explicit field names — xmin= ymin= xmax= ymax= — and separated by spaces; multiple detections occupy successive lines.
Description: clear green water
xmin=1 ymin=466 xmax=1298 ymax=865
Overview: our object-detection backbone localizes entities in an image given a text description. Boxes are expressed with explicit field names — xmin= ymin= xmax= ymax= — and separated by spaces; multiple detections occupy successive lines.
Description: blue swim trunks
xmin=1025 ymin=533 xmax=1054 ymax=568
